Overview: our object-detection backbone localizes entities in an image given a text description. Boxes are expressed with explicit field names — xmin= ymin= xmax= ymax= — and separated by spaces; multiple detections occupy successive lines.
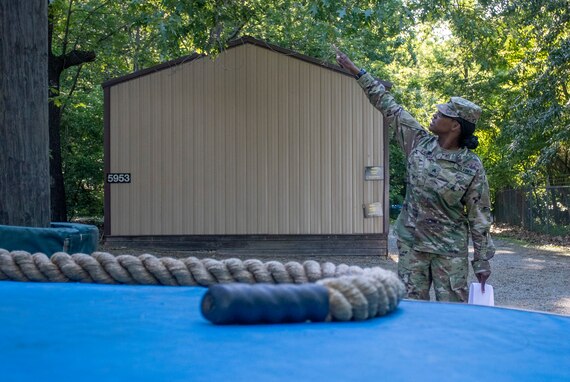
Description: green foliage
xmin=61 ymin=85 xmax=104 ymax=219
xmin=389 ymin=141 xmax=406 ymax=205
xmin=493 ymin=1 xmax=570 ymax=188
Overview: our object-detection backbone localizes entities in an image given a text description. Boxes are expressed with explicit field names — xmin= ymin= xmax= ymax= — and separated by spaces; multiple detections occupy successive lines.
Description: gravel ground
xmin=101 ymin=231 xmax=570 ymax=316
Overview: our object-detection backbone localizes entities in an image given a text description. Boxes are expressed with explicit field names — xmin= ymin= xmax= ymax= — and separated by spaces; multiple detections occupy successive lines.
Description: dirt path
xmin=101 ymin=232 xmax=570 ymax=316
xmin=483 ymin=239 xmax=570 ymax=315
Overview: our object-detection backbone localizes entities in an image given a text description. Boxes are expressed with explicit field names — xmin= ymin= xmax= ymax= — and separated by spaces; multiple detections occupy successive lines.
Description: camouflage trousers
xmin=397 ymin=240 xmax=469 ymax=302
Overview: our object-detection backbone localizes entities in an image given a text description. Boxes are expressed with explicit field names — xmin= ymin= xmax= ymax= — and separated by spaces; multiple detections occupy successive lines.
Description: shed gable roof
xmin=102 ymin=36 xmax=391 ymax=89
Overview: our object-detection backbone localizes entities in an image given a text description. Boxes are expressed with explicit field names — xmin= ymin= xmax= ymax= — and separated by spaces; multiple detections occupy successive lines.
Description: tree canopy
xmin=48 ymin=0 xmax=569 ymax=219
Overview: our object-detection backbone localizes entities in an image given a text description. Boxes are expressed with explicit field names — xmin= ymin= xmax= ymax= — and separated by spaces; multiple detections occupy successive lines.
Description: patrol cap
xmin=436 ymin=96 xmax=482 ymax=125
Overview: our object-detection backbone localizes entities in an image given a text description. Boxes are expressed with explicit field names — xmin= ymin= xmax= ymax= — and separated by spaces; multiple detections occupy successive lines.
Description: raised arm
xmin=335 ymin=48 xmax=427 ymax=156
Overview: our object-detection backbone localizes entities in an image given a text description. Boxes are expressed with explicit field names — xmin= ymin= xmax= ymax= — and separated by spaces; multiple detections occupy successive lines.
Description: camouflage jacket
xmin=357 ymin=73 xmax=494 ymax=273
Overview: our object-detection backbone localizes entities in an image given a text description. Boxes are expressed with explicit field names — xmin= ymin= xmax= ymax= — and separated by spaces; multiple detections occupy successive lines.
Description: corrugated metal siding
xmin=109 ymin=43 xmax=385 ymax=235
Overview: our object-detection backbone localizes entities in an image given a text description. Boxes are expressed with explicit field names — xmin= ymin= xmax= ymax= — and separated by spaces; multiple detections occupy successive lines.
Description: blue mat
xmin=0 ymin=222 xmax=99 ymax=255
xmin=1 ymin=282 xmax=569 ymax=382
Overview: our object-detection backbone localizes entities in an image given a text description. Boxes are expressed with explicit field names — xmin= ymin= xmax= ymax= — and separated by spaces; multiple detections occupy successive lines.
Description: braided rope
xmin=0 ymin=248 xmax=405 ymax=321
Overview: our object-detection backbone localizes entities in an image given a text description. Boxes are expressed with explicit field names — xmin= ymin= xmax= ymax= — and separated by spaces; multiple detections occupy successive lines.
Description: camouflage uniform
xmin=357 ymin=73 xmax=495 ymax=302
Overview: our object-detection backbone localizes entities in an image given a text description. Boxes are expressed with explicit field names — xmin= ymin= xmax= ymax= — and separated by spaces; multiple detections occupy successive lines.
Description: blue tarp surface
xmin=0 ymin=282 xmax=569 ymax=382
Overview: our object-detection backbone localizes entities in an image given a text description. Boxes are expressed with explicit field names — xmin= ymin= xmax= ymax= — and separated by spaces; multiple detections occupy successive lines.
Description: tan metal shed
xmin=102 ymin=36 xmax=390 ymax=256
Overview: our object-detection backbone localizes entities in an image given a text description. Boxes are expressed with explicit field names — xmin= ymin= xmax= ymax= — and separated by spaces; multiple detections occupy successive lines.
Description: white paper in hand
xmin=468 ymin=283 xmax=494 ymax=306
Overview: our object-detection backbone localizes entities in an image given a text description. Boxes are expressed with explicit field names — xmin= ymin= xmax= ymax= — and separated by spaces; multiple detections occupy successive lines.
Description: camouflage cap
xmin=436 ymin=96 xmax=482 ymax=125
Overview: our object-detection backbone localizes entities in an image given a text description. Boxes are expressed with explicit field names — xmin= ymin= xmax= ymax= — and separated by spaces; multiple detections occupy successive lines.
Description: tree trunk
xmin=48 ymin=88 xmax=67 ymax=222
xmin=48 ymin=47 xmax=67 ymax=223
xmin=0 ymin=0 xmax=50 ymax=227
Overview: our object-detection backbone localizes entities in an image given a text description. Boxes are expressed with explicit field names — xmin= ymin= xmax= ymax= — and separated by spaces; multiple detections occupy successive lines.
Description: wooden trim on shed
xmin=104 ymin=234 xmax=388 ymax=256
xmin=383 ymin=116 xmax=390 ymax=231
xmin=103 ymin=87 xmax=111 ymax=237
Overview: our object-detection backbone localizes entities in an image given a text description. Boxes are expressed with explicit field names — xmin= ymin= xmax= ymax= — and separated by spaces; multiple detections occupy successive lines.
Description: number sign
xmin=106 ymin=173 xmax=131 ymax=183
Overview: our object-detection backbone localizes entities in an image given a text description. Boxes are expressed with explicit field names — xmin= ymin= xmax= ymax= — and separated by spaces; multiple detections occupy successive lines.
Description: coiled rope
xmin=0 ymin=249 xmax=405 ymax=321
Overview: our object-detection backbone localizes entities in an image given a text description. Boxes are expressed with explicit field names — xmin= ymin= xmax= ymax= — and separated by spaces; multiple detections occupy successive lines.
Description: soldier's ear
xmin=451 ymin=120 xmax=461 ymax=133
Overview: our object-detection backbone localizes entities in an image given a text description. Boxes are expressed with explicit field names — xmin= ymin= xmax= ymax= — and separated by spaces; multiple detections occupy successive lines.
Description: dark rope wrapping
xmin=201 ymin=283 xmax=330 ymax=324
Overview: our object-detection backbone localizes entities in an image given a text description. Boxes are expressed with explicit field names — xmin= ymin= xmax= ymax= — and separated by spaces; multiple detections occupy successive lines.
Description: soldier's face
xmin=429 ymin=111 xmax=460 ymax=135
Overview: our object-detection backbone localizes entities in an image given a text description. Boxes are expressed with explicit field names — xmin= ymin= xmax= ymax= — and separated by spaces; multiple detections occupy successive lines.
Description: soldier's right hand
xmin=333 ymin=45 xmax=360 ymax=76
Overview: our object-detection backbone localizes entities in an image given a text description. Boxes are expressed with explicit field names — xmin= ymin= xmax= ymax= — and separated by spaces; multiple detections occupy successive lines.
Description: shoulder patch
xmin=460 ymin=151 xmax=483 ymax=169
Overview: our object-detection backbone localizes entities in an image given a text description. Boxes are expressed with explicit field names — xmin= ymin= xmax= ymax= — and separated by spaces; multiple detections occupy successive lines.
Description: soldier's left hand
xmin=476 ymin=271 xmax=491 ymax=293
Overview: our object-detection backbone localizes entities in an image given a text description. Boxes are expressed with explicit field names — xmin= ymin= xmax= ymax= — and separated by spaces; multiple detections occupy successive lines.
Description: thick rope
xmin=0 ymin=248 xmax=405 ymax=321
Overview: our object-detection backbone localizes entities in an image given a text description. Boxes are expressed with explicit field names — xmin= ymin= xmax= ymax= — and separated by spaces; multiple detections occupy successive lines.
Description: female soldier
xmin=336 ymin=50 xmax=494 ymax=302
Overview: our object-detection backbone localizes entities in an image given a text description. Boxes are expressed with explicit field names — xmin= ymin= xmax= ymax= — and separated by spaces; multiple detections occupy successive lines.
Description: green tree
xmin=495 ymin=1 xmax=570 ymax=187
